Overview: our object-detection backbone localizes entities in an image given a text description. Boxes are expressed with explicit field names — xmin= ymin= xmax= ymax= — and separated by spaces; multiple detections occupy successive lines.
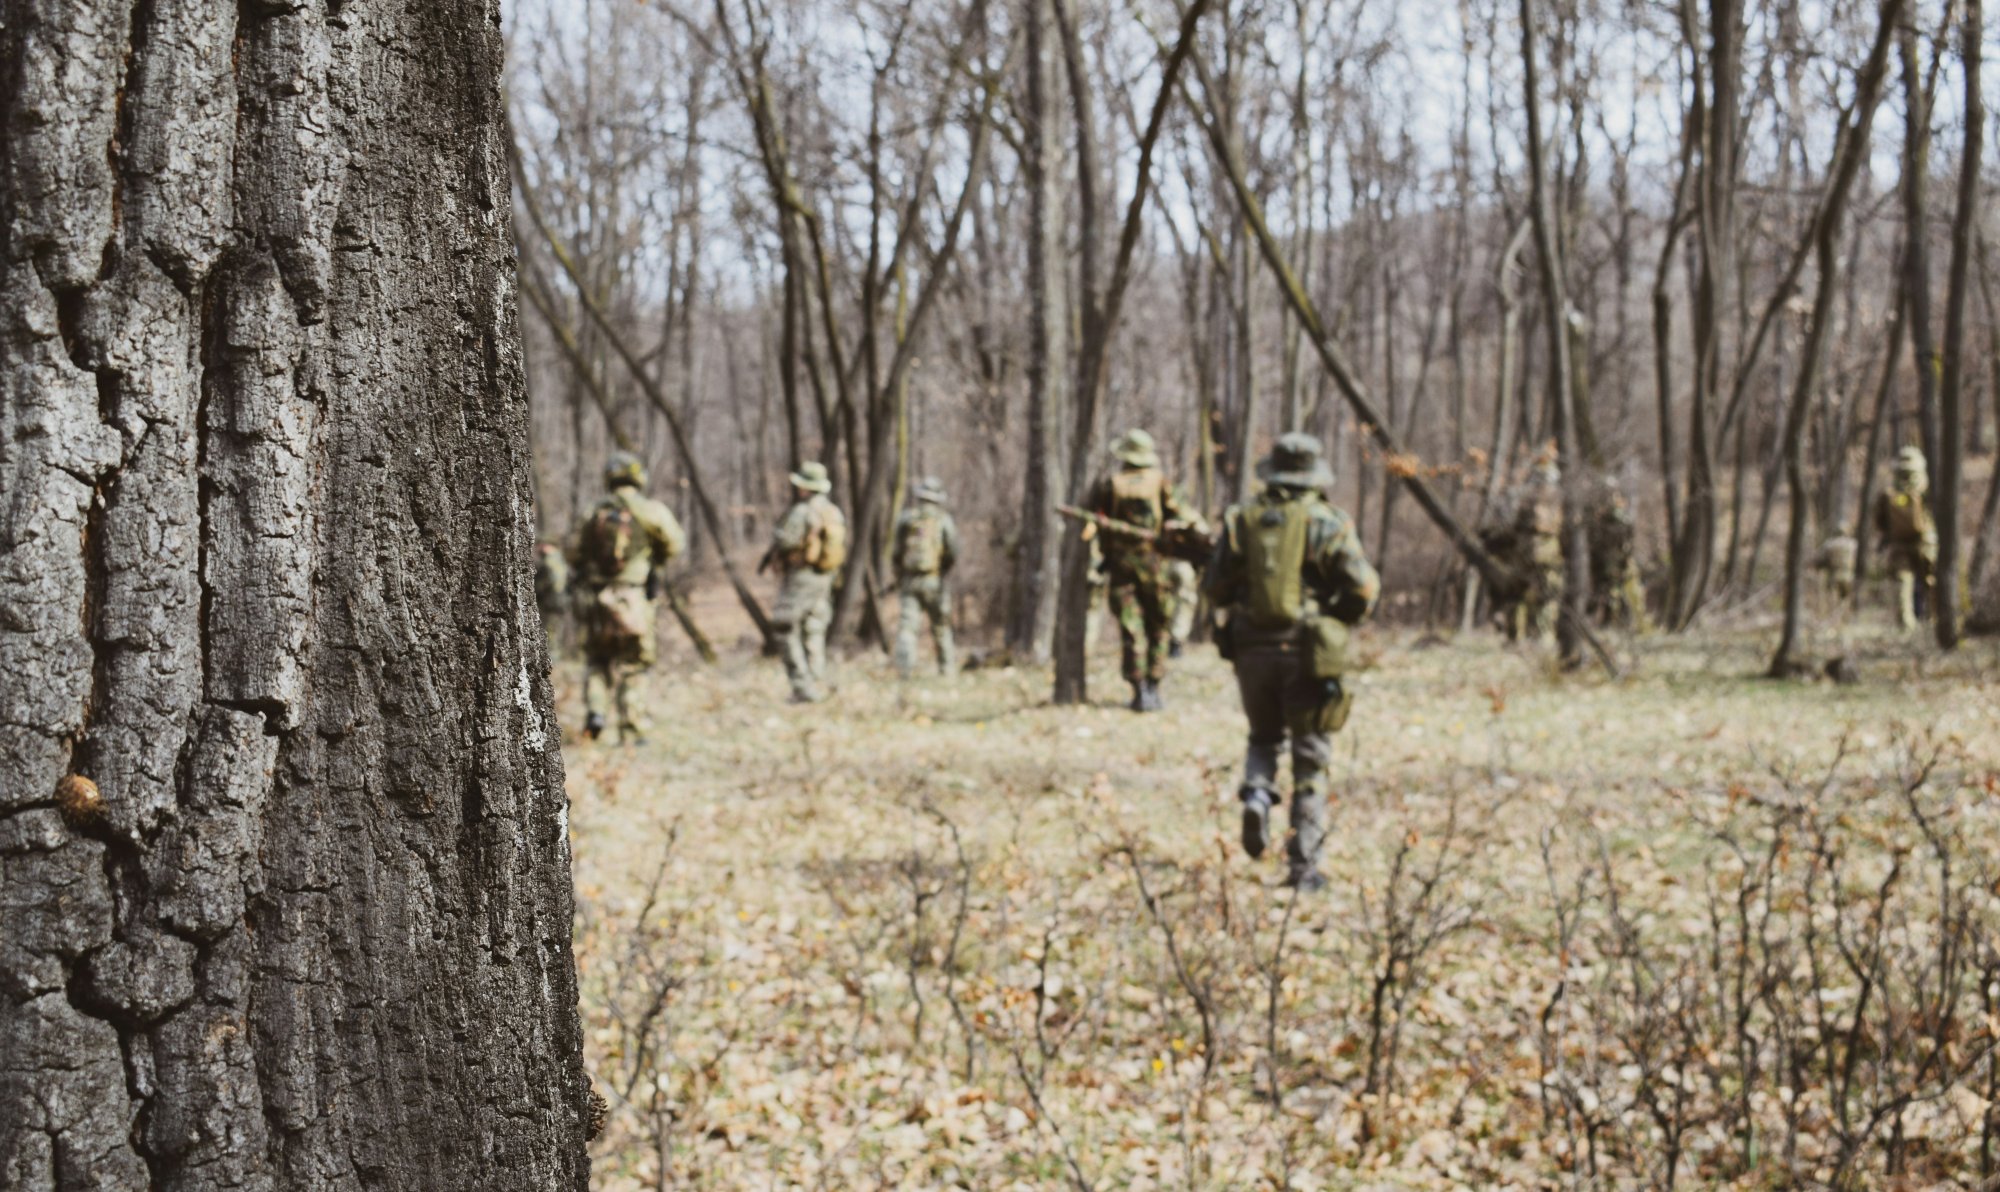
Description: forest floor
xmin=559 ymin=608 xmax=2000 ymax=1190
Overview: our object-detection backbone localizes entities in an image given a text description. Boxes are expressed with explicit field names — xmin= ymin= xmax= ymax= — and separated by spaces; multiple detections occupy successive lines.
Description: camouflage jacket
xmin=891 ymin=506 xmax=960 ymax=578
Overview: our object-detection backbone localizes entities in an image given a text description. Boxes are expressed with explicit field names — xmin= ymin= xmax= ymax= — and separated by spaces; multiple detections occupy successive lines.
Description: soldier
xmin=767 ymin=461 xmax=848 ymax=703
xmin=1082 ymin=428 xmax=1197 ymax=711
xmin=892 ymin=476 xmax=960 ymax=678
xmin=570 ymin=452 xmax=686 ymax=743
xmin=1206 ymin=434 xmax=1379 ymax=892
xmin=534 ymin=539 xmax=571 ymax=655
xmin=1515 ymin=454 xmax=1564 ymax=644
xmin=1587 ymin=484 xmax=1650 ymax=632
xmin=1874 ymin=445 xmax=1937 ymax=630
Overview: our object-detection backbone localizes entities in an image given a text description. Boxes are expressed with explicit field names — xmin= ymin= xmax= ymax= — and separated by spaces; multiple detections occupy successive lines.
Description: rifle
xmin=1055 ymin=505 xmax=1215 ymax=565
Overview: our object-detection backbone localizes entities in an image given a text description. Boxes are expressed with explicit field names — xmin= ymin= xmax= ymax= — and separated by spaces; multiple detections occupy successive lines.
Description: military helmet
xmin=1256 ymin=432 xmax=1334 ymax=491
xmin=1894 ymin=445 xmax=1927 ymax=475
xmin=913 ymin=476 xmax=947 ymax=504
xmin=605 ymin=451 xmax=647 ymax=489
xmin=1110 ymin=429 xmax=1160 ymax=469
xmin=789 ymin=460 xmax=833 ymax=494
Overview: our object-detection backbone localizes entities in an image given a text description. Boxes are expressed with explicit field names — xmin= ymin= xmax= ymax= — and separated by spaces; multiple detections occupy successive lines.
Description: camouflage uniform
xmin=1515 ymin=460 xmax=1564 ymax=644
xmin=1874 ymin=446 xmax=1937 ymax=630
xmin=570 ymin=454 xmax=686 ymax=743
xmin=771 ymin=461 xmax=847 ymax=702
xmin=1206 ymin=434 xmax=1379 ymax=891
xmin=534 ymin=541 xmax=571 ymax=655
xmin=1586 ymin=486 xmax=1649 ymax=632
xmin=1084 ymin=428 xmax=1195 ymax=711
xmin=893 ymin=478 xmax=961 ymax=678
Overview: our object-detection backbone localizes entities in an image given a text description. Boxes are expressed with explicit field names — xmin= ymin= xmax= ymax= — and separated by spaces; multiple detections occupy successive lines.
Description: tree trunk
xmin=1007 ymin=0 xmax=1066 ymax=661
xmin=0 ymin=3 xmax=589 ymax=1190
xmin=1934 ymin=0 xmax=1981 ymax=649
xmin=1770 ymin=0 xmax=1901 ymax=675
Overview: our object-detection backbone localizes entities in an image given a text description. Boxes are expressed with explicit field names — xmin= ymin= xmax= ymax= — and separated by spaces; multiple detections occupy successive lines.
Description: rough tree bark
xmin=0 ymin=3 xmax=590 ymax=1189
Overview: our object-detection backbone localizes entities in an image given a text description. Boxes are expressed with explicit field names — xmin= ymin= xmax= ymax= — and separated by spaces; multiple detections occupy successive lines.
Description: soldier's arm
xmin=1309 ymin=512 xmax=1380 ymax=625
xmin=941 ymin=514 xmax=961 ymax=574
xmin=636 ymin=499 xmax=687 ymax=565
xmin=772 ymin=502 xmax=810 ymax=552
xmin=1162 ymin=483 xmax=1196 ymax=526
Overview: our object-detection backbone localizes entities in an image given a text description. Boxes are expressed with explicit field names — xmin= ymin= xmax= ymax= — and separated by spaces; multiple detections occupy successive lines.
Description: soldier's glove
xmin=644 ymin=571 xmax=662 ymax=601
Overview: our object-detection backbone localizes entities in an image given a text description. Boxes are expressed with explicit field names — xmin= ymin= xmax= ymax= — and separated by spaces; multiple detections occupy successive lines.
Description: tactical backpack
xmin=1236 ymin=491 xmax=1348 ymax=679
xmin=804 ymin=500 xmax=849 ymax=574
xmin=899 ymin=511 xmax=945 ymax=575
xmin=1241 ymin=493 xmax=1313 ymax=631
xmin=579 ymin=500 xmax=636 ymax=584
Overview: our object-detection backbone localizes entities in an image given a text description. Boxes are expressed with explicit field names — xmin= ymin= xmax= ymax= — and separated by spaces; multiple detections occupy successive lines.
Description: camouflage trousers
xmin=1232 ymin=647 xmax=1353 ymax=873
xmin=1517 ymin=547 xmax=1564 ymax=645
xmin=1605 ymin=560 xmax=1651 ymax=633
xmin=582 ymin=583 xmax=657 ymax=741
xmin=895 ymin=574 xmax=955 ymax=678
xmin=1888 ymin=545 xmax=1935 ymax=630
xmin=1107 ymin=562 xmax=1174 ymax=684
xmin=775 ymin=568 xmax=834 ymax=700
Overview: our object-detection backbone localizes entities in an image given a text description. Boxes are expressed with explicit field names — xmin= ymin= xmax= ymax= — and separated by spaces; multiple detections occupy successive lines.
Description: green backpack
xmin=579 ymin=500 xmax=636 ymax=584
xmin=1241 ymin=493 xmax=1313 ymax=630
xmin=1239 ymin=491 xmax=1349 ymax=678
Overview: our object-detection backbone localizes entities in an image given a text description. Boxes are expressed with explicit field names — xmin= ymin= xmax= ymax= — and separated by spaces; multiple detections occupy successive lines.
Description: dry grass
xmin=562 ymin=615 xmax=2000 ymax=1190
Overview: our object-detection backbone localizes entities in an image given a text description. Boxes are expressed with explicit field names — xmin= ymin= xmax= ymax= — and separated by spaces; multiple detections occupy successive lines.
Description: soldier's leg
xmin=582 ymin=652 xmax=612 ymax=737
xmin=1281 ymin=668 xmax=1349 ymax=889
xmin=776 ymin=576 xmax=821 ymax=701
xmin=1138 ymin=575 xmax=1173 ymax=683
xmin=1109 ymin=578 xmax=1145 ymax=685
xmin=1896 ymin=564 xmax=1918 ymax=630
xmin=1232 ymin=650 xmax=1288 ymax=859
xmin=804 ymin=587 xmax=833 ymax=683
xmin=927 ymin=582 xmax=956 ymax=675
xmin=894 ymin=587 xmax=922 ymax=679
xmin=614 ymin=661 xmax=650 ymax=744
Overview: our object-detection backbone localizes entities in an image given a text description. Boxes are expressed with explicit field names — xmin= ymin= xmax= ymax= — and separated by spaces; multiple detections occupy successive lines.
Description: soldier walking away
xmin=534 ymin=539 xmax=571 ymax=655
xmin=1874 ymin=446 xmax=1937 ymax=630
xmin=1082 ymin=428 xmax=1197 ymax=711
xmin=570 ymin=452 xmax=686 ymax=743
xmin=1206 ymin=434 xmax=1379 ymax=892
xmin=1586 ymin=484 xmax=1650 ymax=632
xmin=893 ymin=477 xmax=961 ymax=678
xmin=767 ymin=461 xmax=848 ymax=702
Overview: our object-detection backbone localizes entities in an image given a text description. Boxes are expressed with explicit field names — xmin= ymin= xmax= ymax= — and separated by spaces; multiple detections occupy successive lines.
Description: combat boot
xmin=1239 ymin=787 xmax=1275 ymax=859
xmin=1128 ymin=681 xmax=1148 ymax=712
xmin=1284 ymin=866 xmax=1328 ymax=893
xmin=584 ymin=712 xmax=606 ymax=739
xmin=1139 ymin=679 xmax=1165 ymax=713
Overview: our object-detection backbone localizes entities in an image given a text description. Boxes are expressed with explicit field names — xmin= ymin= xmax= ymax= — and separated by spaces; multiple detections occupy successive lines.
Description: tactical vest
xmin=1108 ymin=468 xmax=1166 ymax=532
xmin=899 ymin=511 xmax=946 ymax=575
